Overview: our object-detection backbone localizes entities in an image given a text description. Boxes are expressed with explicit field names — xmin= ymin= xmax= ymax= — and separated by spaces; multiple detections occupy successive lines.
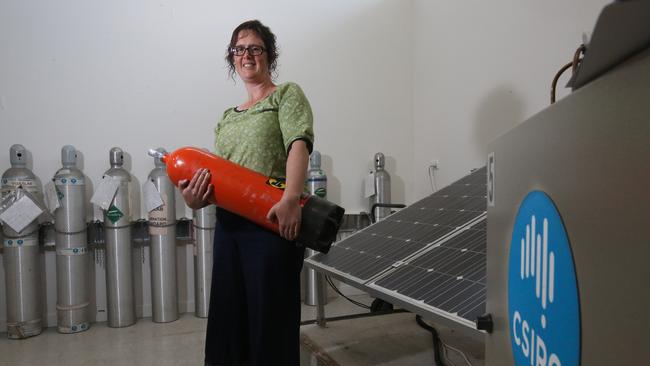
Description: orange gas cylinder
xmin=151 ymin=147 xmax=344 ymax=253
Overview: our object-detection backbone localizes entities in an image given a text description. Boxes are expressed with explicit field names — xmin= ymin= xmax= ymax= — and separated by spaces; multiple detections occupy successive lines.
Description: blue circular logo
xmin=508 ymin=191 xmax=580 ymax=366
xmin=61 ymin=178 xmax=67 ymax=184
xmin=7 ymin=240 xmax=12 ymax=245
xmin=17 ymin=240 xmax=23 ymax=245
xmin=71 ymin=178 xmax=77 ymax=184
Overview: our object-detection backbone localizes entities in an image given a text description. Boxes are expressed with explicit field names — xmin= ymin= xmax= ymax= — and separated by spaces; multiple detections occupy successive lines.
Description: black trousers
xmin=204 ymin=209 xmax=305 ymax=366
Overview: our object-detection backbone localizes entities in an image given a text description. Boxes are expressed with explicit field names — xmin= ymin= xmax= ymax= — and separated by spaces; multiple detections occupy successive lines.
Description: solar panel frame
xmin=305 ymin=167 xmax=487 ymax=334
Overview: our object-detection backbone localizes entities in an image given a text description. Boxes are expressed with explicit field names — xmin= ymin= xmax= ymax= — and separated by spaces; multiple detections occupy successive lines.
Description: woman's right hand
xmin=178 ymin=168 xmax=214 ymax=209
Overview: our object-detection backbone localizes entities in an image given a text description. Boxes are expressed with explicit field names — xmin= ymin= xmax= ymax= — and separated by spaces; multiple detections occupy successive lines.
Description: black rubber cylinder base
xmin=297 ymin=196 xmax=345 ymax=254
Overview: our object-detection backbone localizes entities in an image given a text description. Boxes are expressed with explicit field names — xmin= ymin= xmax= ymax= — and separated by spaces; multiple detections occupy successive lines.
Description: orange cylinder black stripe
xmin=163 ymin=147 xmax=308 ymax=234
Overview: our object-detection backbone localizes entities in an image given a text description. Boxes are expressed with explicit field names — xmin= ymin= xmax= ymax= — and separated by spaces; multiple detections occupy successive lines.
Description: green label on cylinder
xmin=106 ymin=204 xmax=124 ymax=224
xmin=315 ymin=187 xmax=327 ymax=198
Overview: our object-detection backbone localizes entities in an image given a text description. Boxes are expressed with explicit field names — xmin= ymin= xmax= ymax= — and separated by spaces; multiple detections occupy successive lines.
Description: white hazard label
xmin=44 ymin=181 xmax=61 ymax=213
xmin=143 ymin=180 xmax=164 ymax=213
xmin=0 ymin=194 xmax=43 ymax=232
xmin=91 ymin=176 xmax=121 ymax=211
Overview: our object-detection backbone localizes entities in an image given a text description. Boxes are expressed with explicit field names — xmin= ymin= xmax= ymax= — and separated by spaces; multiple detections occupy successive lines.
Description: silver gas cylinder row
xmin=0 ymin=145 xmax=221 ymax=337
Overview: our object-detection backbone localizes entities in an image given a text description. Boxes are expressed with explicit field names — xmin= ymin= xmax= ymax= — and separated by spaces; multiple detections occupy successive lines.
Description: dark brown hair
xmin=226 ymin=20 xmax=279 ymax=79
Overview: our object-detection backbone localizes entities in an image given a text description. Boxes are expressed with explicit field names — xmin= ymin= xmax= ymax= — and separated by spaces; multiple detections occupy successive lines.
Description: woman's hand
xmin=266 ymin=195 xmax=301 ymax=241
xmin=178 ymin=168 xmax=214 ymax=210
xmin=266 ymin=140 xmax=309 ymax=241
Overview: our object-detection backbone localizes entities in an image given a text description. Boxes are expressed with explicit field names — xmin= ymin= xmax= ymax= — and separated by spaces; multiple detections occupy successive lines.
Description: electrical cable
xmin=325 ymin=275 xmax=370 ymax=309
xmin=441 ymin=340 xmax=473 ymax=366
xmin=550 ymin=61 xmax=573 ymax=104
xmin=443 ymin=347 xmax=458 ymax=366
xmin=551 ymin=44 xmax=586 ymax=104
xmin=416 ymin=315 xmax=446 ymax=366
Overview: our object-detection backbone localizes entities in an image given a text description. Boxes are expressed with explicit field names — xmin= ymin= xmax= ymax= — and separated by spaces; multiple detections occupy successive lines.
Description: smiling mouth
xmin=242 ymin=62 xmax=256 ymax=68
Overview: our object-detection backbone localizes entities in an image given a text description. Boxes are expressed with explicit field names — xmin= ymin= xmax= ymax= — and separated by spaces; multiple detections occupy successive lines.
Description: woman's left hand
xmin=266 ymin=195 xmax=302 ymax=241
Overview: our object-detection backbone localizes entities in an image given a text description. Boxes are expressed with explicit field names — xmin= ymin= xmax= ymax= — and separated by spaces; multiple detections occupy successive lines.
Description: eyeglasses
xmin=229 ymin=45 xmax=265 ymax=56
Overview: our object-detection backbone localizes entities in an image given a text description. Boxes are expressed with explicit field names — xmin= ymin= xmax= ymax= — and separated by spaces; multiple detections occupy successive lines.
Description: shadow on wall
xmin=472 ymin=85 xmax=525 ymax=157
xmin=319 ymin=154 xmax=340 ymax=205
xmin=383 ymin=155 xmax=405 ymax=207
xmin=75 ymin=150 xmax=99 ymax=222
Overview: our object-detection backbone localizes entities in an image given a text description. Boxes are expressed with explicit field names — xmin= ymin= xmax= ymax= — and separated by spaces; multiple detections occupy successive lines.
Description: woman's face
xmin=233 ymin=30 xmax=270 ymax=83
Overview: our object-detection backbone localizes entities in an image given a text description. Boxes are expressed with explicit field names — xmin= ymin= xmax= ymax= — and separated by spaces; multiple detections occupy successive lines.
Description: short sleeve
xmin=213 ymin=109 xmax=231 ymax=156
xmin=278 ymin=83 xmax=314 ymax=154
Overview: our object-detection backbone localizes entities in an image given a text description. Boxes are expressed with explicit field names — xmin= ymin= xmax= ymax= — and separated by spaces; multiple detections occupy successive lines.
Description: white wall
xmin=0 ymin=0 xmax=414 ymax=215
xmin=411 ymin=0 xmax=611 ymax=198
xmin=0 ymin=0 xmax=413 ymax=330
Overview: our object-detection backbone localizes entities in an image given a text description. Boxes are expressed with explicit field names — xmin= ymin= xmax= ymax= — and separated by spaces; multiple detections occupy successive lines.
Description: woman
xmin=179 ymin=20 xmax=313 ymax=366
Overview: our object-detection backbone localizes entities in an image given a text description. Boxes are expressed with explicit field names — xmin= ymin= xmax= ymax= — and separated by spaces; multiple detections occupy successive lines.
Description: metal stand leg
xmin=316 ymin=273 xmax=326 ymax=327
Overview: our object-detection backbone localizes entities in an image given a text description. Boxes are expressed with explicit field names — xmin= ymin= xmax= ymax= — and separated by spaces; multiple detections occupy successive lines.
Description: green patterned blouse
xmin=214 ymin=82 xmax=314 ymax=178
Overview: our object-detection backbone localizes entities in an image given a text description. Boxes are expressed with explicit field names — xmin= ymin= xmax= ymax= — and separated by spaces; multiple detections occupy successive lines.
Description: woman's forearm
xmin=283 ymin=140 xmax=309 ymax=202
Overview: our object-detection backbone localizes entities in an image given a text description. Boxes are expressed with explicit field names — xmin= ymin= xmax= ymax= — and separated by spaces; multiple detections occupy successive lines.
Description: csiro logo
xmin=508 ymin=191 xmax=580 ymax=366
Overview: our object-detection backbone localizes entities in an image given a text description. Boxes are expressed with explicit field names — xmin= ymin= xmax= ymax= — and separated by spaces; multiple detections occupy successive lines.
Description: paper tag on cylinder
xmin=0 ymin=194 xmax=43 ymax=232
xmin=143 ymin=180 xmax=164 ymax=213
xmin=148 ymin=193 xmax=168 ymax=235
xmin=44 ymin=181 xmax=61 ymax=213
xmin=91 ymin=176 xmax=120 ymax=211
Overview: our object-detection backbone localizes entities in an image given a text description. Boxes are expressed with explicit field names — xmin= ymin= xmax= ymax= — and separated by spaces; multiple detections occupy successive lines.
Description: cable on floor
xmin=415 ymin=315 xmax=446 ymax=366
xmin=441 ymin=340 xmax=473 ymax=366
xmin=415 ymin=315 xmax=474 ymax=366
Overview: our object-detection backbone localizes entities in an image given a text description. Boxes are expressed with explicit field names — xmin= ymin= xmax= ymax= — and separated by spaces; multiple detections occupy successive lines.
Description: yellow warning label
xmin=265 ymin=177 xmax=286 ymax=191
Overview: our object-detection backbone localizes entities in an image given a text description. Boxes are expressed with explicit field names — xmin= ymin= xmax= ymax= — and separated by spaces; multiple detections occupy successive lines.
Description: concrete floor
xmin=0 ymin=294 xmax=484 ymax=366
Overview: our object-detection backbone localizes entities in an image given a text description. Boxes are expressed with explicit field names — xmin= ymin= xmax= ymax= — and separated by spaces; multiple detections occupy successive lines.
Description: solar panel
xmin=370 ymin=216 xmax=486 ymax=326
xmin=306 ymin=167 xmax=487 ymax=330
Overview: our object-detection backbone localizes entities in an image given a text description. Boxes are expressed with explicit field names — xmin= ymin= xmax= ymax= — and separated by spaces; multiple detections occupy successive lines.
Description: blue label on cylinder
xmin=508 ymin=191 xmax=580 ymax=366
